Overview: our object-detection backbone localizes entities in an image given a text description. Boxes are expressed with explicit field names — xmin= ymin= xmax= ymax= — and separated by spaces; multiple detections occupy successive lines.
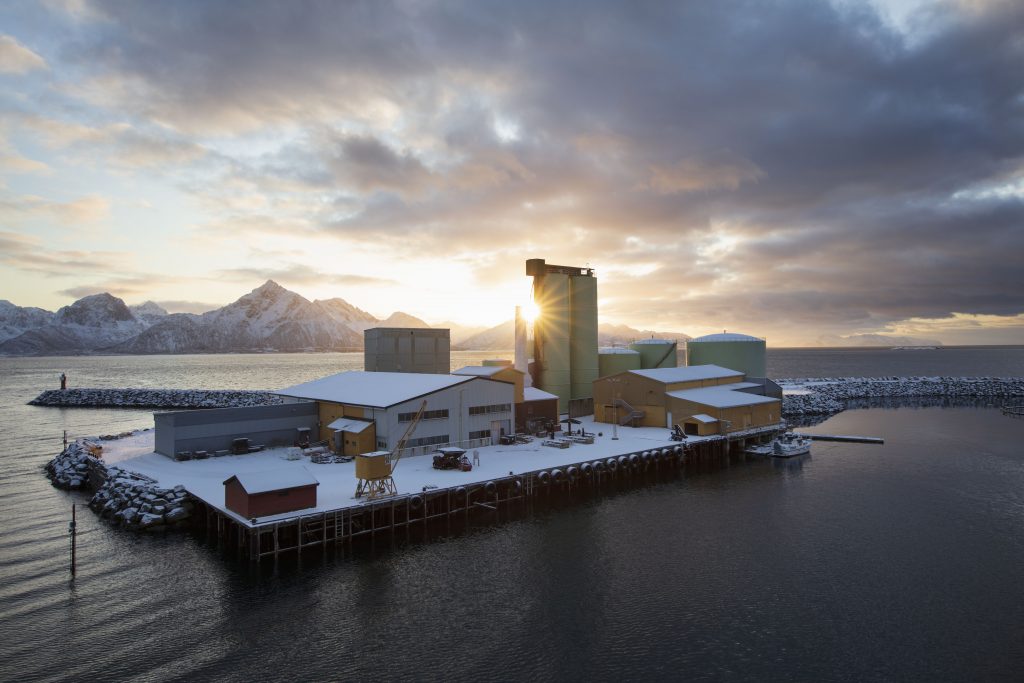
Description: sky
xmin=0 ymin=0 xmax=1022 ymax=346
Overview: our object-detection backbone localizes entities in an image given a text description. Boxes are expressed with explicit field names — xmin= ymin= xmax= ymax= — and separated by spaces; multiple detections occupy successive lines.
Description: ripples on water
xmin=0 ymin=350 xmax=1022 ymax=681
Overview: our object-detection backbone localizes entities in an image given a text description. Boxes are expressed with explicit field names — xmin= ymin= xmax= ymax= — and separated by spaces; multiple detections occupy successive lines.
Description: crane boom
xmin=389 ymin=399 xmax=427 ymax=474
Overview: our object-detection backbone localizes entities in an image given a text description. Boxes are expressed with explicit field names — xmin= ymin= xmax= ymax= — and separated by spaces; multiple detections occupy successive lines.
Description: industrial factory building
xmin=275 ymin=371 xmax=516 ymax=457
xmin=364 ymin=327 xmax=451 ymax=374
xmin=592 ymin=364 xmax=780 ymax=435
xmin=452 ymin=363 xmax=559 ymax=436
xmin=527 ymin=258 xmax=599 ymax=413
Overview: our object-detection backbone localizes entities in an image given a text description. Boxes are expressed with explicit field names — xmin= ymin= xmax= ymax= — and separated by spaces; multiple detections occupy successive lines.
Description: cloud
xmin=0 ymin=137 xmax=49 ymax=174
xmin=2 ymin=0 xmax=1023 ymax=342
xmin=0 ymin=230 xmax=123 ymax=274
xmin=642 ymin=155 xmax=764 ymax=194
xmin=0 ymin=35 xmax=47 ymax=74
xmin=0 ymin=193 xmax=110 ymax=224
xmin=216 ymin=265 xmax=397 ymax=289
xmin=18 ymin=116 xmax=207 ymax=168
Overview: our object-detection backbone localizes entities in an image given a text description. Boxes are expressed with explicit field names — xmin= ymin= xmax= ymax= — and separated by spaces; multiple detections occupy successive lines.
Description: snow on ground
xmin=102 ymin=417 xmax=706 ymax=527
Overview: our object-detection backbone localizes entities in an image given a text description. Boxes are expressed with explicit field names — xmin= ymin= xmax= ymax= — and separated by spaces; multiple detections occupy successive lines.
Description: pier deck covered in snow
xmin=100 ymin=418 xmax=781 ymax=560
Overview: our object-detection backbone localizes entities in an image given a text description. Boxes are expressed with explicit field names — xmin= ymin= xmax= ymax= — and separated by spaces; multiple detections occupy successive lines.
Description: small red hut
xmin=223 ymin=469 xmax=319 ymax=519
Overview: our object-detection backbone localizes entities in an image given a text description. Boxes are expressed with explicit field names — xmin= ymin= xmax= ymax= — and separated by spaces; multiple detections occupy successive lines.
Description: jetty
xmin=794 ymin=433 xmax=884 ymax=444
xmin=30 ymin=388 xmax=282 ymax=409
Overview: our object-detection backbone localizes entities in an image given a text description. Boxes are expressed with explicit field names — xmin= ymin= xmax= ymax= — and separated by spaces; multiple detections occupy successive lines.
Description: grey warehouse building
xmin=154 ymin=403 xmax=317 ymax=458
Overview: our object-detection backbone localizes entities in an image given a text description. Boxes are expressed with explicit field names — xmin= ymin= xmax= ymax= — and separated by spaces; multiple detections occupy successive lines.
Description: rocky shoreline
xmin=30 ymin=388 xmax=284 ymax=409
xmin=46 ymin=437 xmax=195 ymax=531
xmin=780 ymin=376 xmax=1024 ymax=418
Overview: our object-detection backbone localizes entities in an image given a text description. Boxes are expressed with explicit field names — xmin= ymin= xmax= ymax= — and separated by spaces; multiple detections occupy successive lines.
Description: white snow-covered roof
xmin=628 ymin=364 xmax=743 ymax=383
xmin=689 ymin=332 xmax=763 ymax=343
xmin=275 ymin=371 xmax=473 ymax=407
xmin=667 ymin=386 xmax=779 ymax=408
xmin=224 ymin=468 xmax=319 ymax=494
xmin=630 ymin=338 xmax=676 ymax=345
xmin=326 ymin=417 xmax=374 ymax=433
xmin=689 ymin=414 xmax=718 ymax=423
xmin=523 ymin=386 xmax=558 ymax=402
xmin=598 ymin=347 xmax=640 ymax=355
xmin=452 ymin=365 xmax=505 ymax=377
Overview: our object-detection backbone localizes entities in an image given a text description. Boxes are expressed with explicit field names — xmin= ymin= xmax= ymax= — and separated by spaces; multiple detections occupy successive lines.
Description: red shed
xmin=223 ymin=469 xmax=319 ymax=519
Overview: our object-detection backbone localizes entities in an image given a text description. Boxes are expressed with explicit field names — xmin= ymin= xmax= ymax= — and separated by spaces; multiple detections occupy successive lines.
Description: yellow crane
xmin=354 ymin=399 xmax=427 ymax=499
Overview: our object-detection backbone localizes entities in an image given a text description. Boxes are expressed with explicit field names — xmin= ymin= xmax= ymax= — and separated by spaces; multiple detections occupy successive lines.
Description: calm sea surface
xmin=1 ymin=347 xmax=1023 ymax=681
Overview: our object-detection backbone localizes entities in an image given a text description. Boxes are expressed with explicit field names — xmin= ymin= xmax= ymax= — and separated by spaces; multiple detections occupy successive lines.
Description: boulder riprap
xmin=89 ymin=470 xmax=194 ymax=532
xmin=29 ymin=388 xmax=284 ymax=409
xmin=46 ymin=438 xmax=195 ymax=532
xmin=781 ymin=377 xmax=1024 ymax=418
xmin=45 ymin=440 xmax=103 ymax=490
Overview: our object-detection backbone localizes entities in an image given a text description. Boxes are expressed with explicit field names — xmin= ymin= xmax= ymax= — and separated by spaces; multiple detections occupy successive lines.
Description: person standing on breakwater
xmin=60 ymin=372 xmax=67 ymax=390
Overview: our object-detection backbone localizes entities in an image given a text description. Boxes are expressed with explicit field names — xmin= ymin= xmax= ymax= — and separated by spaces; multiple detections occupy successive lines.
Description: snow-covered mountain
xmin=0 ymin=281 xmax=691 ymax=356
xmin=814 ymin=333 xmax=943 ymax=347
xmin=378 ymin=311 xmax=431 ymax=328
xmin=0 ymin=299 xmax=54 ymax=343
xmin=129 ymin=301 xmax=169 ymax=325
xmin=110 ymin=281 xmax=367 ymax=353
xmin=453 ymin=319 xmax=690 ymax=351
xmin=0 ymin=293 xmax=148 ymax=354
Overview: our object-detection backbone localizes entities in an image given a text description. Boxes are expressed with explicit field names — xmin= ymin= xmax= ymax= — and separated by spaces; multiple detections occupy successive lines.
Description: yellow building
xmin=593 ymin=364 xmax=780 ymax=435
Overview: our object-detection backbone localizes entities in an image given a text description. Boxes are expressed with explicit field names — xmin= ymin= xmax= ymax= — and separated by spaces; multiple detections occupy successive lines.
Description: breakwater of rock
xmin=46 ymin=439 xmax=195 ymax=531
xmin=30 ymin=388 xmax=284 ymax=409
xmin=781 ymin=377 xmax=1024 ymax=418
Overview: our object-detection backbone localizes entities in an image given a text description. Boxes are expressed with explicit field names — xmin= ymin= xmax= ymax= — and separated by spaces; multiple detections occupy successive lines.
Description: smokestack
xmin=514 ymin=305 xmax=531 ymax=387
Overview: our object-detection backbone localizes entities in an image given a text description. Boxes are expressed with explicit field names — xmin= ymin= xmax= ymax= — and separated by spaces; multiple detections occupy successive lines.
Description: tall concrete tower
xmin=526 ymin=258 xmax=598 ymax=413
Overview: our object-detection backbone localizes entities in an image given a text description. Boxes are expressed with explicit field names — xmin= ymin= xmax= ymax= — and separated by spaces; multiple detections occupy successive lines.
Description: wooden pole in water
xmin=69 ymin=503 xmax=77 ymax=576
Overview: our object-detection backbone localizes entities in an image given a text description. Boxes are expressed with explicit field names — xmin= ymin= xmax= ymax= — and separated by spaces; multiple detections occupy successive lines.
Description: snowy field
xmin=101 ymin=417 xmax=712 ymax=527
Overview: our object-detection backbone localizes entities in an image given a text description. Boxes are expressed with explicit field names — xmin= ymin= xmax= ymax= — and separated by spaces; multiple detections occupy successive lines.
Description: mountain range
xmin=0 ymin=281 xmax=692 ymax=356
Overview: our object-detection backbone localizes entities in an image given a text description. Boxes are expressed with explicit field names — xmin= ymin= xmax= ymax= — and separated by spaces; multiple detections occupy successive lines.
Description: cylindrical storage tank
xmin=534 ymin=273 xmax=571 ymax=412
xmin=629 ymin=338 xmax=678 ymax=369
xmin=569 ymin=274 xmax=599 ymax=401
xmin=483 ymin=359 xmax=512 ymax=367
xmin=686 ymin=332 xmax=767 ymax=378
xmin=598 ymin=347 xmax=641 ymax=378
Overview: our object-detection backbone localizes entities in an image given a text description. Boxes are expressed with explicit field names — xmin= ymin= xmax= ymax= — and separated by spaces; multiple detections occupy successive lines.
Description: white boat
xmin=745 ymin=432 xmax=812 ymax=458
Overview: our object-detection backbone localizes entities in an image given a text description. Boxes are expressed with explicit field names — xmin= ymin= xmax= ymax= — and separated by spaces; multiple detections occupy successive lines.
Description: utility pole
xmin=69 ymin=504 xmax=77 ymax=576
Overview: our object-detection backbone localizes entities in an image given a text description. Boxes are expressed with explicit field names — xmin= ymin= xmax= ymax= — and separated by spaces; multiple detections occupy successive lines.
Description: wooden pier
xmin=189 ymin=431 xmax=770 ymax=563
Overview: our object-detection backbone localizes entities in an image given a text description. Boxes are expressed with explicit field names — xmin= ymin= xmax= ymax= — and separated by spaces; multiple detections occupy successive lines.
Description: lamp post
xmin=608 ymin=377 xmax=621 ymax=439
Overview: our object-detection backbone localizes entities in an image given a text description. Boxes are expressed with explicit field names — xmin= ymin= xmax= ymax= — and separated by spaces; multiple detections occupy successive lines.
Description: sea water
xmin=0 ymin=348 xmax=1022 ymax=681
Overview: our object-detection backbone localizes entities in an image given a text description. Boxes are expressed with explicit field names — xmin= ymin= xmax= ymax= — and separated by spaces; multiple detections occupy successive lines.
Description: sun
xmin=521 ymin=300 xmax=541 ymax=323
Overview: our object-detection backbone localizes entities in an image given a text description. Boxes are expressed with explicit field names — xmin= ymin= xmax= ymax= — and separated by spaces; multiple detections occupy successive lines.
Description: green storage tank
xmin=569 ymin=274 xmax=599 ymax=401
xmin=686 ymin=332 xmax=767 ymax=378
xmin=628 ymin=338 xmax=678 ymax=369
xmin=598 ymin=348 xmax=641 ymax=377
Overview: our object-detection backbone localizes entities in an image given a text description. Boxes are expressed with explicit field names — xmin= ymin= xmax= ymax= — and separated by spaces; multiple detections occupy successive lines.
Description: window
xmin=376 ymin=439 xmax=387 ymax=449
xmin=468 ymin=403 xmax=511 ymax=416
xmin=399 ymin=409 xmax=448 ymax=422
xmin=469 ymin=429 xmax=491 ymax=440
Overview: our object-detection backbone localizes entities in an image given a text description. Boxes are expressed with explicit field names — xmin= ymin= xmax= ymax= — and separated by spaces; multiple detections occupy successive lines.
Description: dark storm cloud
xmin=56 ymin=0 xmax=1024 ymax=335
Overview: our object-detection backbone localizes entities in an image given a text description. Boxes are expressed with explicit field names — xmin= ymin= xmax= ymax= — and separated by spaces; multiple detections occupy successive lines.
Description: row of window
xmin=398 ymin=409 xmax=449 ymax=422
xmin=406 ymin=435 xmax=450 ymax=448
xmin=468 ymin=429 xmax=491 ymax=440
xmin=468 ymin=403 xmax=511 ymax=416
